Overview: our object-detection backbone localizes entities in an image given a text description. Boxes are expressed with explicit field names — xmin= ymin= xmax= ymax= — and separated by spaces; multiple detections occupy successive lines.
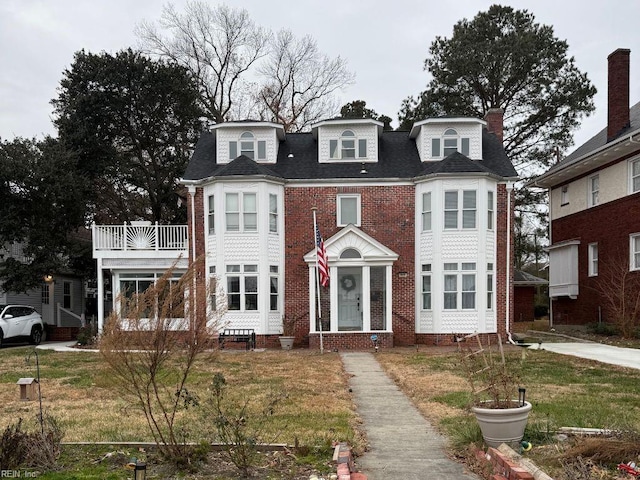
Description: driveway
xmin=528 ymin=342 xmax=640 ymax=370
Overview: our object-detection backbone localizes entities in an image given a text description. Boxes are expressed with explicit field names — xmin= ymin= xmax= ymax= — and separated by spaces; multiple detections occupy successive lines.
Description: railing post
xmin=123 ymin=222 xmax=128 ymax=251
xmin=155 ymin=221 xmax=159 ymax=251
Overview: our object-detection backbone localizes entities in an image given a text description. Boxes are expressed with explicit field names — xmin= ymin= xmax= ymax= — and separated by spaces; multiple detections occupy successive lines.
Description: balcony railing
xmin=92 ymin=222 xmax=188 ymax=252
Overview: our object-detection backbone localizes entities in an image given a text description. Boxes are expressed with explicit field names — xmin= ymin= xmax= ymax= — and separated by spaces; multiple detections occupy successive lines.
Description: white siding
xmin=419 ymin=122 xmax=483 ymax=161
xmin=216 ymin=126 xmax=279 ymax=164
xmin=551 ymin=158 xmax=634 ymax=220
xmin=317 ymin=124 xmax=379 ymax=163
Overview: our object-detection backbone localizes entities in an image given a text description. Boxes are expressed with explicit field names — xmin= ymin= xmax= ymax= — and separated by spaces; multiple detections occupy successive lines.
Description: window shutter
xmin=461 ymin=138 xmax=470 ymax=156
xmin=257 ymin=141 xmax=266 ymax=160
xmin=330 ymin=140 xmax=338 ymax=158
xmin=358 ymin=139 xmax=367 ymax=158
xmin=229 ymin=141 xmax=237 ymax=159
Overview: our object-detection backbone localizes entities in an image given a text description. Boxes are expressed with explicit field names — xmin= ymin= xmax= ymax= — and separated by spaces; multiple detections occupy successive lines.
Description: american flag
xmin=315 ymin=225 xmax=329 ymax=287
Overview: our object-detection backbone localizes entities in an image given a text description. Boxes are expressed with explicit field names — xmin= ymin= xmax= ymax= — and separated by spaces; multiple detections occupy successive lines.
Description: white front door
xmin=337 ymin=267 xmax=362 ymax=331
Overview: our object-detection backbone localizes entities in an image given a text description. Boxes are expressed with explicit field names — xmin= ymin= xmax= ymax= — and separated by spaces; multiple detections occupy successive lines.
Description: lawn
xmin=3 ymin=340 xmax=640 ymax=479
xmin=0 ymin=346 xmax=359 ymax=479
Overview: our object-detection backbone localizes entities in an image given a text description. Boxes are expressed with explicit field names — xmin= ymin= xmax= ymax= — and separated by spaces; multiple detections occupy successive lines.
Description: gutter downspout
xmin=506 ymin=182 xmax=516 ymax=344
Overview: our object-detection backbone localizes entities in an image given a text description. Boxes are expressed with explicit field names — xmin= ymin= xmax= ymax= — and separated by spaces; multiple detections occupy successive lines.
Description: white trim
xmin=337 ymin=193 xmax=361 ymax=227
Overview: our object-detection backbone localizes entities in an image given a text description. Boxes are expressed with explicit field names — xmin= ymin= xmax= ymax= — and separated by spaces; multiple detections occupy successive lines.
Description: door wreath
xmin=340 ymin=274 xmax=356 ymax=292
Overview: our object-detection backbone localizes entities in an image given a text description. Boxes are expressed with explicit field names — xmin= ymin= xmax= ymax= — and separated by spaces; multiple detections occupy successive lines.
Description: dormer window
xmin=229 ymin=131 xmax=266 ymax=161
xmin=432 ymin=128 xmax=470 ymax=158
xmin=330 ymin=130 xmax=367 ymax=160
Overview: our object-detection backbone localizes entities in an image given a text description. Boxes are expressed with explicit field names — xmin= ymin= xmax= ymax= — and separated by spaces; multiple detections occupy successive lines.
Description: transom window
xmin=229 ymin=131 xmax=266 ymax=161
xmin=330 ymin=130 xmax=367 ymax=160
xmin=337 ymin=194 xmax=361 ymax=226
xmin=432 ymin=129 xmax=470 ymax=158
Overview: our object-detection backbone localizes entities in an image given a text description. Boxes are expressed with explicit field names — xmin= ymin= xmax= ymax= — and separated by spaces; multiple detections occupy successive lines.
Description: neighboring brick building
xmin=174 ymin=113 xmax=518 ymax=349
xmin=533 ymin=49 xmax=640 ymax=327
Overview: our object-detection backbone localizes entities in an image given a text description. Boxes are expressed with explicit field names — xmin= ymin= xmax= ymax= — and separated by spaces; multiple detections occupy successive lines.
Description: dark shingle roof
xmin=514 ymin=270 xmax=548 ymax=285
xmin=563 ymin=101 xmax=640 ymax=163
xmin=182 ymin=127 xmax=517 ymax=182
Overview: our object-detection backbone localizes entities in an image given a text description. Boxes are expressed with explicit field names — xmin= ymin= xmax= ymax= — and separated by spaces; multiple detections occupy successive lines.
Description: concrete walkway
xmin=341 ymin=352 xmax=479 ymax=480
xmin=528 ymin=342 xmax=640 ymax=370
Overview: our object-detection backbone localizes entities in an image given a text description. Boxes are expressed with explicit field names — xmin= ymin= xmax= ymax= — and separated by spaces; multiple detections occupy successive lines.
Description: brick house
xmin=93 ymin=112 xmax=518 ymax=349
xmin=532 ymin=49 xmax=640 ymax=326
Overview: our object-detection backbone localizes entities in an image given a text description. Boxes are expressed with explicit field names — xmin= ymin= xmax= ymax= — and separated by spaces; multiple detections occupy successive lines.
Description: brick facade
xmin=551 ymin=191 xmax=640 ymax=325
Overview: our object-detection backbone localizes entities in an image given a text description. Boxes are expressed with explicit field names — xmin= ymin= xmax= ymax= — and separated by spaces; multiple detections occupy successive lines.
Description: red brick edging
xmin=333 ymin=442 xmax=366 ymax=480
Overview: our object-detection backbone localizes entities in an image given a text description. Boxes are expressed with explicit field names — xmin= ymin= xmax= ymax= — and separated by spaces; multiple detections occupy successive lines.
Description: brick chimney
xmin=484 ymin=108 xmax=504 ymax=143
xmin=607 ymin=48 xmax=631 ymax=141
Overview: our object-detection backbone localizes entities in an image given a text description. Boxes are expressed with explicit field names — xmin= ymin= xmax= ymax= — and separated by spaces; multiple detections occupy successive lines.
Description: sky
xmin=1 ymin=0 xmax=639 ymax=152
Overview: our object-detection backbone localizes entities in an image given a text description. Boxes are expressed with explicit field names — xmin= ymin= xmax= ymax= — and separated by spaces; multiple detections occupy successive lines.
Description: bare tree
xmin=136 ymin=3 xmax=354 ymax=131
xmin=136 ymin=1 xmax=270 ymax=123
xmin=258 ymin=30 xmax=355 ymax=132
xmin=593 ymin=253 xmax=640 ymax=338
xmin=99 ymin=262 xmax=227 ymax=464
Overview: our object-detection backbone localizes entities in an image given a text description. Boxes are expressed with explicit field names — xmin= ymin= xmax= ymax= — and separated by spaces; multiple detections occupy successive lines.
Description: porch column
xmin=308 ymin=266 xmax=316 ymax=333
xmin=97 ymin=258 xmax=104 ymax=334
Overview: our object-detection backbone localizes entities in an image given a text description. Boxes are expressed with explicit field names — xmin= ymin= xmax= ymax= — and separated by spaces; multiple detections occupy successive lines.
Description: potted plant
xmin=458 ymin=333 xmax=531 ymax=448
xmin=278 ymin=315 xmax=295 ymax=350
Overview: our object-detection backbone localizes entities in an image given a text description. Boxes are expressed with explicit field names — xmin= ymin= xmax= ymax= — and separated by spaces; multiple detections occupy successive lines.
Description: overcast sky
xmin=1 ymin=0 xmax=639 ymax=152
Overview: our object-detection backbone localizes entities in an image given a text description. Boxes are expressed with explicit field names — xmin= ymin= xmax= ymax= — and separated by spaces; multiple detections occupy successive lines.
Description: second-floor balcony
xmin=92 ymin=222 xmax=188 ymax=259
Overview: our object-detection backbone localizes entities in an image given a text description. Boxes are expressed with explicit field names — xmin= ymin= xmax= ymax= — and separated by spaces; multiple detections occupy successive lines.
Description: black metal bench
xmin=218 ymin=329 xmax=256 ymax=350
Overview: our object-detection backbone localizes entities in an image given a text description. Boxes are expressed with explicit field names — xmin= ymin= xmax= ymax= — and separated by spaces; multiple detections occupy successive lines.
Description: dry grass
xmin=0 ymin=347 xmax=358 ymax=449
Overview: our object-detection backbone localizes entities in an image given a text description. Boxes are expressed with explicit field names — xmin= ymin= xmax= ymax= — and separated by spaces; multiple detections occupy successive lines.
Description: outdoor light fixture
xmin=287 ymin=152 xmax=294 ymax=158
xmin=43 ymin=274 xmax=53 ymax=283
xmin=518 ymin=387 xmax=526 ymax=407
xmin=134 ymin=461 xmax=146 ymax=480
xmin=360 ymin=162 xmax=367 ymax=174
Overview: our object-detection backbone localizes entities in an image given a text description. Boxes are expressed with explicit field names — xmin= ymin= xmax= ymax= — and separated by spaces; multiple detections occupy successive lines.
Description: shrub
xmin=534 ymin=304 xmax=549 ymax=318
xmin=587 ymin=322 xmax=618 ymax=336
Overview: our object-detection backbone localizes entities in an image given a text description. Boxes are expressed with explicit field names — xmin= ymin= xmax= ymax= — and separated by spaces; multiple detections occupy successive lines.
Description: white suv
xmin=0 ymin=305 xmax=44 ymax=347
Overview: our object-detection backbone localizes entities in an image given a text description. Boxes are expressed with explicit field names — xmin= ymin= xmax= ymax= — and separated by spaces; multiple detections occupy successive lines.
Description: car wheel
xmin=30 ymin=327 xmax=42 ymax=345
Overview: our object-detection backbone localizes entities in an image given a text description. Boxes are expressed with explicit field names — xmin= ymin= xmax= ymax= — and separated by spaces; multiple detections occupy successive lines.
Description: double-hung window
xmin=208 ymin=195 xmax=215 ymax=235
xmin=226 ymin=264 xmax=258 ymax=311
xmin=225 ymin=193 xmax=257 ymax=232
xmin=330 ymin=130 xmax=367 ymax=160
xmin=337 ymin=194 xmax=361 ymax=226
xmin=588 ymin=243 xmax=598 ymax=277
xmin=630 ymin=158 xmax=640 ymax=193
xmin=229 ymin=131 xmax=266 ymax=161
xmin=631 ymin=234 xmax=640 ymax=271
xmin=444 ymin=190 xmax=476 ymax=229
xmin=589 ymin=175 xmax=599 ymax=207
xmin=269 ymin=194 xmax=278 ymax=233
xmin=421 ymin=264 xmax=432 ymax=310
xmin=422 ymin=192 xmax=432 ymax=231
xmin=487 ymin=191 xmax=494 ymax=230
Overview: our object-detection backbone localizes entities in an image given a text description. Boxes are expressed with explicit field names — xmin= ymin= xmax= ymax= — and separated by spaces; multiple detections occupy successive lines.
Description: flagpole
xmin=312 ymin=208 xmax=324 ymax=354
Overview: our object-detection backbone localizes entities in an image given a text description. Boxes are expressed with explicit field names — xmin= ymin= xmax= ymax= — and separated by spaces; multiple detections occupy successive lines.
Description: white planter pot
xmin=279 ymin=336 xmax=294 ymax=350
xmin=471 ymin=401 xmax=532 ymax=448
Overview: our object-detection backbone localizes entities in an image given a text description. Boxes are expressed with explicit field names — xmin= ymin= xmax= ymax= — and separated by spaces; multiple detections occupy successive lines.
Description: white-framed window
xmin=270 ymin=265 xmax=279 ymax=311
xmin=444 ymin=190 xmax=476 ymax=229
xmin=422 ymin=192 xmax=432 ymax=231
xmin=337 ymin=194 xmax=361 ymax=226
xmin=225 ymin=192 xmax=257 ymax=232
xmin=329 ymin=130 xmax=367 ymax=160
xmin=443 ymin=262 xmax=476 ymax=310
xmin=630 ymin=157 xmax=640 ymax=193
xmin=229 ymin=131 xmax=266 ymax=161
xmin=588 ymin=175 xmax=599 ymax=207
xmin=226 ymin=264 xmax=258 ymax=311
xmin=588 ymin=243 xmax=598 ymax=277
xmin=421 ymin=264 xmax=431 ymax=310
xmin=561 ymin=185 xmax=569 ymax=205
xmin=431 ymin=128 xmax=470 ymax=158
xmin=630 ymin=234 xmax=640 ymax=271
xmin=487 ymin=263 xmax=494 ymax=310
xmin=208 ymin=195 xmax=215 ymax=235
xmin=119 ymin=271 xmax=185 ymax=319
xmin=269 ymin=194 xmax=278 ymax=233
xmin=487 ymin=191 xmax=494 ymax=230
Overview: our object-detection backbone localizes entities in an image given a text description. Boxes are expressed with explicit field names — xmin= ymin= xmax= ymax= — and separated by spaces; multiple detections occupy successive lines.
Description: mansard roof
xmin=182 ymin=125 xmax=517 ymax=182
